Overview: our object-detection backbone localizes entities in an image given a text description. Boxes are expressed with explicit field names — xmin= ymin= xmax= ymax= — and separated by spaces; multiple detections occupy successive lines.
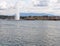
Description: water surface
xmin=0 ymin=20 xmax=60 ymax=46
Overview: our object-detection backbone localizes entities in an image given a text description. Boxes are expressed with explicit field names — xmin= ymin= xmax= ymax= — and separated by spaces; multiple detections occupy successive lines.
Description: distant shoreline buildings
xmin=0 ymin=15 xmax=60 ymax=20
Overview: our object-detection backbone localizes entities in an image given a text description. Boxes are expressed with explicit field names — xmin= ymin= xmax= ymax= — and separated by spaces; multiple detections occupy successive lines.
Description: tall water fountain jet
xmin=15 ymin=1 xmax=20 ymax=20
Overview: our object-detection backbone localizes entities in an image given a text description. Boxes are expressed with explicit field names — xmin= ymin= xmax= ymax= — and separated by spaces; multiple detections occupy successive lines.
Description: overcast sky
xmin=0 ymin=0 xmax=60 ymax=16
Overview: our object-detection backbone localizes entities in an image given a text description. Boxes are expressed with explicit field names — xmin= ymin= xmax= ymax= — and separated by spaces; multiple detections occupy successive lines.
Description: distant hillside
xmin=20 ymin=13 xmax=55 ymax=16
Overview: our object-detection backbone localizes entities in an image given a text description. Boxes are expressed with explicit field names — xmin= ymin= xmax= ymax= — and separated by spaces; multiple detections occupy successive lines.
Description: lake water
xmin=0 ymin=20 xmax=60 ymax=46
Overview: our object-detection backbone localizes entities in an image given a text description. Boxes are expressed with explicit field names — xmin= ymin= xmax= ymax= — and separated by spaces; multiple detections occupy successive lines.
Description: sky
xmin=0 ymin=0 xmax=60 ymax=16
xmin=0 ymin=0 xmax=17 ymax=9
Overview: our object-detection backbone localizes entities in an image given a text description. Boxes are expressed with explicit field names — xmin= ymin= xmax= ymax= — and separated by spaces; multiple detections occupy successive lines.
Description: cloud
xmin=0 ymin=0 xmax=60 ymax=16
xmin=0 ymin=1 xmax=7 ymax=9
xmin=0 ymin=0 xmax=18 ymax=8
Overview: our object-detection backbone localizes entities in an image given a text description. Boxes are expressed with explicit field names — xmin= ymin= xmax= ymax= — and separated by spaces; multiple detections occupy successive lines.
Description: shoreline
xmin=0 ymin=15 xmax=60 ymax=20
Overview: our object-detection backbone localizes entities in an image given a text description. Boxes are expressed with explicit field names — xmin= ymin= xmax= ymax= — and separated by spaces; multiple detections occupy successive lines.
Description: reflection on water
xmin=0 ymin=20 xmax=60 ymax=46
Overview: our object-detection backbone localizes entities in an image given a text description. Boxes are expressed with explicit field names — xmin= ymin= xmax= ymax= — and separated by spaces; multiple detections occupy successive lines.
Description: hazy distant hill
xmin=20 ymin=13 xmax=55 ymax=16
